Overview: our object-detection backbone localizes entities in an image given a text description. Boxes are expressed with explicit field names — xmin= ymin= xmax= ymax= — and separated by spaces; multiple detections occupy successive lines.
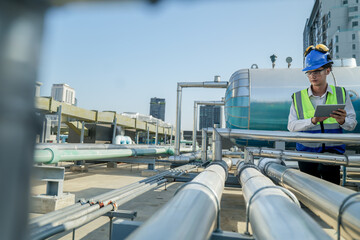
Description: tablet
xmin=314 ymin=104 xmax=345 ymax=117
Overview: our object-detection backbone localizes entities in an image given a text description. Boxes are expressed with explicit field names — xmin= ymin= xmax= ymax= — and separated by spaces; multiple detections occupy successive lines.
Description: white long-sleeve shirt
xmin=288 ymin=85 xmax=357 ymax=132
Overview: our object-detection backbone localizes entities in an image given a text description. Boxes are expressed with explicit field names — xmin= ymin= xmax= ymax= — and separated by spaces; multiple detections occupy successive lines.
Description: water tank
xmin=115 ymin=135 xmax=132 ymax=144
xmin=225 ymin=67 xmax=360 ymax=133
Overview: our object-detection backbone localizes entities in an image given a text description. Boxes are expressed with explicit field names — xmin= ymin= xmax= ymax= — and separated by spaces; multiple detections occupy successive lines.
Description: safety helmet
xmin=302 ymin=45 xmax=333 ymax=71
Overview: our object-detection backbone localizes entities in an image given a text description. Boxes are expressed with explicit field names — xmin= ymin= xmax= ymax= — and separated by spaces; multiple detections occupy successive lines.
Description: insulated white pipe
xmin=213 ymin=128 xmax=360 ymax=145
xmin=128 ymin=161 xmax=229 ymax=240
xmin=246 ymin=147 xmax=360 ymax=166
xmin=259 ymin=158 xmax=360 ymax=240
xmin=237 ymin=162 xmax=332 ymax=240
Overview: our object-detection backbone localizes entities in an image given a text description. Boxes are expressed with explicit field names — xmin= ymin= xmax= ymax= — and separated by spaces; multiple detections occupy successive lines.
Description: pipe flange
xmin=236 ymin=162 xmax=260 ymax=179
xmin=244 ymin=185 xmax=300 ymax=235
xmin=208 ymin=161 xmax=229 ymax=180
xmin=258 ymin=158 xmax=286 ymax=175
xmin=43 ymin=148 xmax=60 ymax=164
xmin=337 ymin=192 xmax=360 ymax=240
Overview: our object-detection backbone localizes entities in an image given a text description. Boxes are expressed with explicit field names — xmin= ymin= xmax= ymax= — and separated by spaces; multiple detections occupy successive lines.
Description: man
xmin=288 ymin=44 xmax=357 ymax=184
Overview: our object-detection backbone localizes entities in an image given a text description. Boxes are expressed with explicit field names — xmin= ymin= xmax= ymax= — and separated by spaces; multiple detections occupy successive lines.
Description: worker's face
xmin=306 ymin=67 xmax=330 ymax=87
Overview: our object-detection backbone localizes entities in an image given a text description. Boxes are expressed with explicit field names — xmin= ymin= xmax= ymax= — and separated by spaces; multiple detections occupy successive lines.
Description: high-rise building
xmin=51 ymin=84 xmax=76 ymax=105
xmin=199 ymin=105 xmax=221 ymax=130
xmin=150 ymin=97 xmax=165 ymax=121
xmin=304 ymin=0 xmax=360 ymax=66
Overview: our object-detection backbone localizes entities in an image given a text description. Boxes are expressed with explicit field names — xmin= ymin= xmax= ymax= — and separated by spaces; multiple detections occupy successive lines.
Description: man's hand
xmin=311 ymin=117 xmax=329 ymax=124
xmin=330 ymin=109 xmax=346 ymax=125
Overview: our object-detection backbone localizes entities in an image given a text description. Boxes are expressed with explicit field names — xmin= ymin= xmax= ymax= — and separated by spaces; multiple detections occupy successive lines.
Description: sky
xmin=38 ymin=0 xmax=315 ymax=130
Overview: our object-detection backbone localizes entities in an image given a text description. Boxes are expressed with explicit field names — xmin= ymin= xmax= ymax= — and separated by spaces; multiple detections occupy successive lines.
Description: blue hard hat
xmin=302 ymin=50 xmax=333 ymax=71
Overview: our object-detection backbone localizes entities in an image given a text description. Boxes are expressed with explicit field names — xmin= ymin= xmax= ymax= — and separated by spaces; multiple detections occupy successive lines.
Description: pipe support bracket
xmin=236 ymin=162 xmax=260 ymax=179
xmin=337 ymin=192 xmax=360 ymax=240
xmin=208 ymin=161 xmax=229 ymax=180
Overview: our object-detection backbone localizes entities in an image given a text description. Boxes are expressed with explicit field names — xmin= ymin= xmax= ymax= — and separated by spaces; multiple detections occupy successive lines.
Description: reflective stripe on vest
xmin=293 ymin=85 xmax=345 ymax=124
xmin=292 ymin=85 xmax=346 ymax=153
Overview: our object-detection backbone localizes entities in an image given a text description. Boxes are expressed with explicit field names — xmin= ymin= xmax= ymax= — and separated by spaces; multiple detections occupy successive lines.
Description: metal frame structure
xmin=192 ymin=100 xmax=224 ymax=151
xmin=174 ymin=78 xmax=228 ymax=155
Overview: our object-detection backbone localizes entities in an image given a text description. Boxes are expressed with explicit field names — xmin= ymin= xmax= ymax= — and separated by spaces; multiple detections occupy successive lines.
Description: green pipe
xmin=34 ymin=147 xmax=174 ymax=164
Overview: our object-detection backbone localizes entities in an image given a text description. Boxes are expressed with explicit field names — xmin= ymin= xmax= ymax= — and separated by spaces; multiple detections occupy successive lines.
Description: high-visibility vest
xmin=292 ymin=85 xmax=346 ymax=153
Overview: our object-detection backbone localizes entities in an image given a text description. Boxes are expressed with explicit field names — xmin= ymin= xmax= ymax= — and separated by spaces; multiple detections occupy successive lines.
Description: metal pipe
xmin=33 ymin=147 xmax=172 ymax=164
xmin=170 ymin=126 xmax=173 ymax=146
xmin=57 ymin=105 xmax=62 ymax=143
xmin=259 ymin=158 xmax=360 ymax=240
xmin=32 ymin=182 xmax=158 ymax=237
xmin=192 ymin=101 xmax=224 ymax=152
xmin=80 ymin=121 xmax=85 ymax=143
xmin=128 ymin=161 xmax=229 ymax=240
xmin=212 ymin=125 xmax=222 ymax=161
xmin=112 ymin=117 xmax=117 ymax=144
xmin=201 ymin=128 xmax=207 ymax=162
xmin=213 ymin=128 xmax=360 ymax=145
xmin=31 ymin=164 xmax=198 ymax=239
xmin=168 ymin=151 xmax=202 ymax=163
xmin=236 ymin=162 xmax=332 ymax=240
xmin=0 ymin=2 xmax=46 ymax=240
xmin=155 ymin=121 xmax=158 ymax=145
xmin=30 ymin=164 xmax=196 ymax=230
xmin=246 ymin=147 xmax=360 ymax=167
xmin=175 ymin=84 xmax=182 ymax=155
xmin=35 ymin=143 xmax=169 ymax=150
xmin=177 ymin=81 xmax=228 ymax=88
xmin=192 ymin=102 xmax=198 ymax=152
xmin=33 ymin=180 xmax=167 ymax=240
xmin=147 ymin=127 xmax=150 ymax=144
xmin=175 ymin=81 xmax=228 ymax=155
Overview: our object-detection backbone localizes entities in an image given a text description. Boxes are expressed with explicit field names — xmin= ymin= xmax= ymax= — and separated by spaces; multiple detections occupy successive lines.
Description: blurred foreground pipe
xmin=0 ymin=2 xmax=46 ymax=240
xmin=259 ymin=158 xmax=360 ymax=240
xmin=128 ymin=161 xmax=229 ymax=240
xmin=236 ymin=162 xmax=331 ymax=240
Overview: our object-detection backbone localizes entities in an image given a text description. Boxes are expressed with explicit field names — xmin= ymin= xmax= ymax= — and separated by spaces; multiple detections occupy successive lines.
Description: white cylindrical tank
xmin=225 ymin=67 xmax=360 ymax=133
xmin=115 ymin=135 xmax=132 ymax=145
